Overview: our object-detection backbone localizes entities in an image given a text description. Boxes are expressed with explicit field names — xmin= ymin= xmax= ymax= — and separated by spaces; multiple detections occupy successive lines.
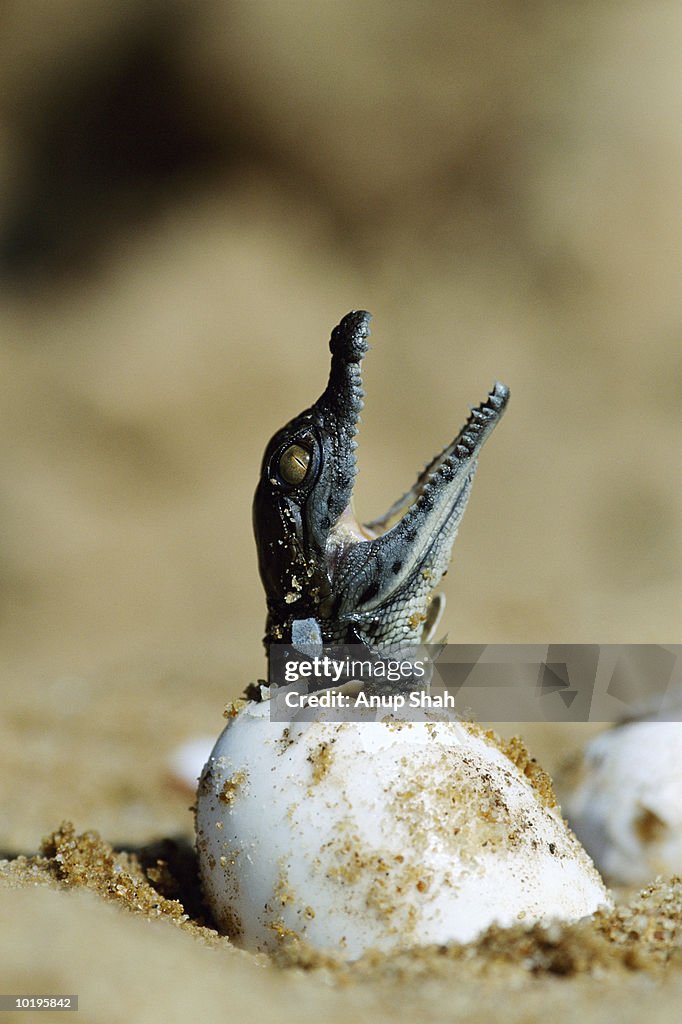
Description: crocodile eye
xmin=278 ymin=443 xmax=311 ymax=485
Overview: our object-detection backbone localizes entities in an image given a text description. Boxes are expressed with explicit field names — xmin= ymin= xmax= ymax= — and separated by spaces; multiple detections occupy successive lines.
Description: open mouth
xmin=322 ymin=313 xmax=509 ymax=632
xmin=328 ymin=381 xmax=509 ymax=572
xmin=253 ymin=310 xmax=509 ymax=650
xmin=353 ymin=380 xmax=509 ymax=537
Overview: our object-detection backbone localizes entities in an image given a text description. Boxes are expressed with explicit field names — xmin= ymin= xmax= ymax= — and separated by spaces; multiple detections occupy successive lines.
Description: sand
xmin=1 ymin=820 xmax=681 ymax=1024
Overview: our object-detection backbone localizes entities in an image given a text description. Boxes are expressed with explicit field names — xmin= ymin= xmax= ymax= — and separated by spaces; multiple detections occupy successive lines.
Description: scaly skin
xmin=253 ymin=311 xmax=509 ymax=675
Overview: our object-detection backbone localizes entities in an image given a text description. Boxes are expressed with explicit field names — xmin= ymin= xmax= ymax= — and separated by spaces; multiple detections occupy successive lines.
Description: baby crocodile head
xmin=253 ymin=311 xmax=508 ymax=657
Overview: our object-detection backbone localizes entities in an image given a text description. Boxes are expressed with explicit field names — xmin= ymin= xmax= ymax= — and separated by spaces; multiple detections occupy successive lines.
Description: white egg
xmin=557 ymin=721 xmax=682 ymax=885
xmin=196 ymin=700 xmax=610 ymax=957
xmin=168 ymin=735 xmax=215 ymax=793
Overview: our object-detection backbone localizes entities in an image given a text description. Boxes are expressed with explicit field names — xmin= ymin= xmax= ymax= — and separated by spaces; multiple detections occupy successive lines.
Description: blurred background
xmin=0 ymin=1 xmax=679 ymax=848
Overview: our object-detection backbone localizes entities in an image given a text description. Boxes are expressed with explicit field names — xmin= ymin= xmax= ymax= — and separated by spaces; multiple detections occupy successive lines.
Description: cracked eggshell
xmin=196 ymin=702 xmax=610 ymax=958
xmin=557 ymin=721 xmax=682 ymax=885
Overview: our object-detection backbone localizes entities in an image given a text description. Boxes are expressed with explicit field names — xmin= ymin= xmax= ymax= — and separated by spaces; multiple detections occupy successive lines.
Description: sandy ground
xmin=0 ymin=3 xmax=680 ymax=1021
xmin=1 ymin=823 xmax=682 ymax=1024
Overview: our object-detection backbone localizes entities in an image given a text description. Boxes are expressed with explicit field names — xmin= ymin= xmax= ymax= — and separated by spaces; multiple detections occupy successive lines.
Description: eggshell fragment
xmin=196 ymin=701 xmax=610 ymax=957
xmin=558 ymin=721 xmax=682 ymax=885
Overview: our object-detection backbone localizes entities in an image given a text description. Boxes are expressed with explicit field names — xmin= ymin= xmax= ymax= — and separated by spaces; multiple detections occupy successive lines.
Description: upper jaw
xmin=300 ymin=310 xmax=371 ymax=555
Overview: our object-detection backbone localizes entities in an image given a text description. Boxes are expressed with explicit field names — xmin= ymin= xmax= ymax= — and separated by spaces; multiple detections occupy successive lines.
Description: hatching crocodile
xmin=253 ymin=310 xmax=508 ymax=677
